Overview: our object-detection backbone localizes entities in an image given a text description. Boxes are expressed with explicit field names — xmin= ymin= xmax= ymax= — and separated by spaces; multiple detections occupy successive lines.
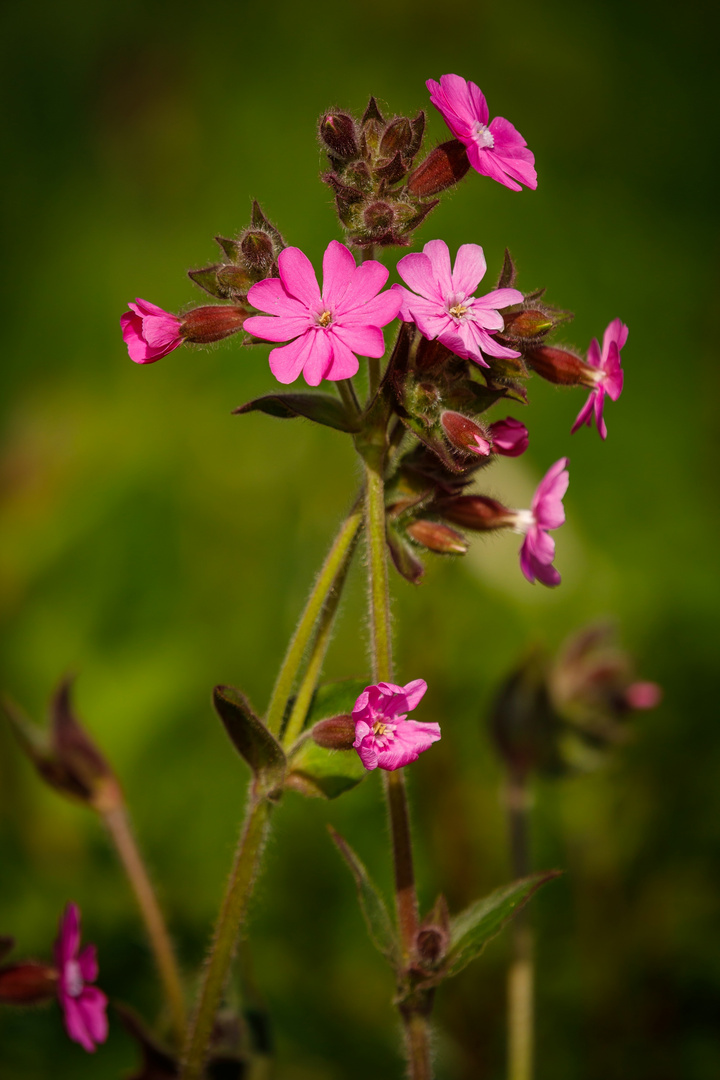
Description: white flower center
xmin=65 ymin=959 xmax=84 ymax=998
xmin=471 ymin=121 xmax=494 ymax=149
xmin=510 ymin=509 xmax=535 ymax=535
xmin=448 ymin=303 xmax=468 ymax=319
xmin=316 ymin=310 xmax=333 ymax=328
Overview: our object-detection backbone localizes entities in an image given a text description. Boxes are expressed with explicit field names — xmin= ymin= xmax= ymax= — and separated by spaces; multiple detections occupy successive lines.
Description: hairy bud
xmin=434 ymin=495 xmax=515 ymax=531
xmin=319 ymin=113 xmax=359 ymax=161
xmin=525 ymin=346 xmax=596 ymax=387
xmin=240 ymin=230 xmax=275 ymax=274
xmin=441 ymin=411 xmax=492 ymax=456
xmin=407 ymin=519 xmax=469 ymax=554
xmin=502 ymin=309 xmax=555 ymax=340
xmin=407 ymin=139 xmax=470 ymax=197
xmin=0 ymin=962 xmax=57 ymax=1004
xmin=181 ymin=305 xmax=249 ymax=344
xmin=311 ymin=715 xmax=356 ymax=750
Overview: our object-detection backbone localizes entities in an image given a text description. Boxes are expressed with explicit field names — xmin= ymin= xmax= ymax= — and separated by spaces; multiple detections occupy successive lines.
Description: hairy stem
xmin=265 ymin=499 xmax=363 ymax=737
xmin=506 ymin=769 xmax=534 ymax=1080
xmin=103 ymin=805 xmax=186 ymax=1042
xmin=180 ymin=796 xmax=271 ymax=1080
xmin=336 ymin=377 xmax=361 ymax=418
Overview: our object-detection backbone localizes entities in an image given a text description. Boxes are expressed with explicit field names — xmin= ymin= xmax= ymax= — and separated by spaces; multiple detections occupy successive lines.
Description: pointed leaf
xmin=213 ymin=686 xmax=286 ymax=795
xmin=188 ymin=266 xmax=228 ymax=299
xmin=233 ymin=393 xmax=360 ymax=433
xmin=216 ymin=236 xmax=241 ymax=261
xmin=250 ymin=200 xmax=285 ymax=248
xmin=329 ymin=828 xmax=399 ymax=967
xmin=286 ymin=736 xmax=367 ymax=799
xmin=445 ymin=871 xmax=561 ymax=978
xmin=497 ymin=248 xmax=517 ymax=290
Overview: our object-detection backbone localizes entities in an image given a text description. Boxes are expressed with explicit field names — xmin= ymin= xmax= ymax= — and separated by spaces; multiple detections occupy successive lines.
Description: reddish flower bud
xmin=502 ymin=309 xmax=555 ymax=339
xmin=407 ymin=519 xmax=469 ymax=554
xmin=240 ymin=230 xmax=276 ymax=274
xmin=363 ymin=201 xmax=396 ymax=234
xmin=407 ymin=139 xmax=470 ymax=197
xmin=180 ymin=305 xmax=249 ymax=344
xmin=440 ymin=411 xmax=492 ymax=456
xmin=434 ymin=495 xmax=514 ymax=531
xmin=380 ymin=116 xmax=413 ymax=158
xmin=525 ymin=345 xmax=596 ymax=387
xmin=311 ymin=715 xmax=356 ymax=751
xmin=0 ymin=962 xmax=57 ymax=1004
xmin=319 ymin=112 xmax=360 ymax=161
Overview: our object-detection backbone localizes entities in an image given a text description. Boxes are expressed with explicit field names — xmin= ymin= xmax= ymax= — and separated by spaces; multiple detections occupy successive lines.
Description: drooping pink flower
xmin=511 ymin=458 xmax=569 ymax=587
xmin=489 ymin=417 xmax=529 ymax=457
xmin=352 ymin=680 xmax=440 ymax=771
xmin=54 ymin=903 xmax=108 ymax=1054
xmin=243 ymin=241 xmax=401 ymax=386
xmin=427 ymin=74 xmax=537 ymax=192
xmin=394 ymin=240 xmax=523 ymax=368
xmin=571 ymin=319 xmax=627 ymax=440
xmin=120 ymin=299 xmax=183 ymax=365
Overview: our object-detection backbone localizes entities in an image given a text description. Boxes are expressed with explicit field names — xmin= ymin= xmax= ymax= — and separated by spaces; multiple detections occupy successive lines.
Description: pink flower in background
xmin=352 ymin=680 xmax=441 ymax=771
xmin=571 ymin=319 xmax=627 ymax=440
xmin=243 ymin=241 xmax=401 ymax=386
xmin=55 ymin=904 xmax=108 ymax=1053
xmin=120 ymin=299 xmax=183 ymax=364
xmin=625 ymin=681 xmax=663 ymax=710
xmin=427 ymin=74 xmax=537 ymax=192
xmin=394 ymin=240 xmax=523 ymax=367
xmin=511 ymin=458 xmax=569 ymax=587
xmin=489 ymin=417 xmax=529 ymax=457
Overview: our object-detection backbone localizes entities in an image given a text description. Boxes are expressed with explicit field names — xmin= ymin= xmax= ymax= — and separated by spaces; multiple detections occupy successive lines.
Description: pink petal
xmin=401 ymin=679 xmax=427 ymax=710
xmin=450 ymin=243 xmax=487 ymax=297
xmin=334 ymin=260 xmax=389 ymax=313
xmin=422 ymin=239 xmax=454 ymax=299
xmin=277 ymin=247 xmax=322 ymax=309
xmin=625 ymin=682 xmax=662 ymax=710
xmin=301 ymin=331 xmax=334 ymax=387
xmin=526 ymin=524 xmax=556 ymax=566
xmin=120 ymin=311 xmax=150 ymax=363
xmin=62 ymin=994 xmax=96 ymax=1052
xmin=325 ymin=335 xmax=360 ymax=381
xmin=375 ymin=720 xmax=441 ymax=771
xmin=321 ymin=240 xmax=357 ymax=310
xmin=426 ymin=76 xmax=476 ymax=139
xmin=480 ymin=287 xmax=524 ymax=311
xmin=130 ymin=298 xmax=174 ymax=319
xmin=267 ymin=333 xmax=313 ymax=385
xmin=519 ymin=533 xmax=561 ymax=587
xmin=489 ymin=116 xmax=529 ymax=149
xmin=594 ymin=385 xmax=608 ymax=439
xmin=396 ymin=252 xmax=441 ymax=303
xmin=77 ymin=986 xmax=108 ymax=1047
xmin=332 ymin=323 xmax=385 ymax=359
xmin=411 ymin=305 xmax=454 ymax=342
xmin=602 ymin=341 xmax=624 ymax=401
xmin=466 ymin=303 xmax=505 ymax=333
xmin=56 ymin=904 xmax=80 ymax=966
xmin=466 ymin=143 xmax=523 ymax=192
xmin=601 ymin=317 xmax=629 ymax=358
xmin=532 ymin=458 xmax=569 ymax=528
xmin=490 ymin=417 xmax=528 ymax=457
xmin=141 ymin=315 xmax=182 ymax=350
xmin=243 ymin=314 xmax=309 ymax=342
xmin=467 ymin=323 xmax=521 ymax=360
xmin=338 ymin=288 xmax=402 ymax=328
xmin=356 ymin=736 xmax=379 ymax=771
xmin=78 ymin=944 xmax=98 ymax=983
xmin=571 ymin=391 xmax=595 ymax=434
xmin=586 ymin=338 xmax=602 ymax=369
xmin=465 ymin=79 xmax=490 ymax=126
xmin=247 ymin=278 xmax=308 ymax=318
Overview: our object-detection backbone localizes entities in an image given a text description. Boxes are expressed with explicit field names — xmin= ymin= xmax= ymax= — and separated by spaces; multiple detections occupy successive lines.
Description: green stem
xmin=506 ymin=769 xmax=534 ymax=1080
xmin=180 ymin=796 xmax=271 ymax=1080
xmin=265 ymin=499 xmax=363 ymax=737
xmin=103 ymin=805 xmax=186 ymax=1043
xmin=336 ymin=377 xmax=361 ymax=419
xmin=367 ymin=357 xmax=382 ymax=399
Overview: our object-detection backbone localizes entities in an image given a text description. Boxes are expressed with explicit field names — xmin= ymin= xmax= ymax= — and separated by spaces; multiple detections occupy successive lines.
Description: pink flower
xmin=571 ymin=319 xmax=627 ymax=440
xmin=511 ymin=458 xmax=569 ymax=587
xmin=625 ymin=682 xmax=663 ymax=710
xmin=55 ymin=903 xmax=108 ymax=1053
xmin=243 ymin=241 xmax=401 ymax=386
xmin=489 ymin=417 xmax=529 ymax=457
xmin=427 ymin=74 xmax=537 ymax=192
xmin=352 ymin=680 xmax=440 ymax=771
xmin=120 ymin=299 xmax=183 ymax=365
xmin=394 ymin=240 xmax=523 ymax=368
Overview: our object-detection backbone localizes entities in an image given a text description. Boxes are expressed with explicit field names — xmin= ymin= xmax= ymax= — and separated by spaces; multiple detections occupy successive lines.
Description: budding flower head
xmin=352 ymin=680 xmax=440 ymax=771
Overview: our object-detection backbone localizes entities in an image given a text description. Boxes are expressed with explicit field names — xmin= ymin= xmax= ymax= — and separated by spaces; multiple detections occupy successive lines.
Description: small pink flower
xmin=352 ymin=680 xmax=440 ymax=771
xmin=243 ymin=241 xmax=401 ymax=386
xmin=394 ymin=240 xmax=523 ymax=368
xmin=511 ymin=458 xmax=569 ymax=587
xmin=625 ymin=682 xmax=663 ymax=710
xmin=55 ymin=903 xmax=108 ymax=1054
xmin=571 ymin=319 xmax=627 ymax=440
xmin=427 ymin=74 xmax=537 ymax=192
xmin=120 ymin=299 xmax=183 ymax=365
xmin=489 ymin=417 xmax=529 ymax=457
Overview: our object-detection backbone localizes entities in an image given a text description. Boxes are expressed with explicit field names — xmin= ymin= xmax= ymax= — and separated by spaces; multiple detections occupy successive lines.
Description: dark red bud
xmin=181 ymin=306 xmax=249 ymax=344
xmin=380 ymin=117 xmax=413 ymax=157
xmin=363 ymin=201 xmax=395 ymax=234
xmin=240 ymin=230 xmax=275 ymax=273
xmin=435 ymin=495 xmax=515 ymax=532
xmin=440 ymin=411 xmax=492 ymax=456
xmin=407 ymin=519 xmax=468 ymax=554
xmin=502 ymin=309 xmax=555 ymax=339
xmin=407 ymin=140 xmax=470 ymax=197
xmin=415 ymin=928 xmax=446 ymax=965
xmin=525 ymin=346 xmax=596 ymax=387
xmin=0 ymin=963 xmax=57 ymax=1004
xmin=319 ymin=113 xmax=359 ymax=161
xmin=311 ymin=715 xmax=356 ymax=751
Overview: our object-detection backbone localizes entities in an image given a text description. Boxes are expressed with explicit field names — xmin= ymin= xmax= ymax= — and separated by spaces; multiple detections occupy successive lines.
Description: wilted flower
xmin=55 ymin=904 xmax=108 ymax=1054
xmin=427 ymin=74 xmax=537 ymax=192
xmin=511 ymin=458 xmax=569 ymax=587
xmin=352 ymin=680 xmax=440 ymax=771
xmin=571 ymin=319 xmax=627 ymax=439
xmin=120 ymin=300 xmax=183 ymax=364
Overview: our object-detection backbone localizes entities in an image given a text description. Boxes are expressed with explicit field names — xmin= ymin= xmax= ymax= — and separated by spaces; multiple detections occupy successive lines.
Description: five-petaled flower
xmin=571 ymin=319 xmax=627 ymax=440
xmin=120 ymin=299 xmax=183 ymax=365
xmin=243 ymin=241 xmax=401 ymax=386
xmin=427 ymin=74 xmax=537 ymax=192
xmin=352 ymin=680 xmax=441 ymax=771
xmin=511 ymin=458 xmax=569 ymax=587
xmin=394 ymin=240 xmax=523 ymax=367
xmin=55 ymin=903 xmax=108 ymax=1054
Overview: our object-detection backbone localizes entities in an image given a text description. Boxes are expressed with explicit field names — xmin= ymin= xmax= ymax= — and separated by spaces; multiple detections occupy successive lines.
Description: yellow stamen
xmin=372 ymin=720 xmax=388 ymax=737
xmin=449 ymin=304 xmax=467 ymax=318
xmin=318 ymin=310 xmax=333 ymax=327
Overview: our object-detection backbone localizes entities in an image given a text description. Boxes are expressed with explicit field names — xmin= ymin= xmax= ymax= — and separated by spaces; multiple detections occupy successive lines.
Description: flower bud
xmin=180 ymin=305 xmax=249 ymax=344
xmin=240 ymin=230 xmax=276 ymax=274
xmin=319 ymin=112 xmax=359 ymax=161
xmin=380 ymin=116 xmax=413 ymax=157
xmin=414 ymin=894 xmax=449 ymax=967
xmin=407 ymin=519 xmax=468 ymax=554
xmin=501 ymin=309 xmax=555 ymax=340
xmin=0 ymin=962 xmax=57 ymax=1004
xmin=525 ymin=345 xmax=596 ymax=387
xmin=407 ymin=139 xmax=470 ymax=197
xmin=488 ymin=417 xmax=529 ymax=457
xmin=440 ymin=411 xmax=492 ymax=456
xmin=434 ymin=495 xmax=514 ymax=531
xmin=363 ymin=201 xmax=396 ymax=234
xmin=311 ymin=715 xmax=356 ymax=751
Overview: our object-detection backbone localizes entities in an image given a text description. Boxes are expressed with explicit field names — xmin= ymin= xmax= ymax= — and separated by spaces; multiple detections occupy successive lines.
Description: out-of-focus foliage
xmin=1 ymin=0 xmax=718 ymax=1076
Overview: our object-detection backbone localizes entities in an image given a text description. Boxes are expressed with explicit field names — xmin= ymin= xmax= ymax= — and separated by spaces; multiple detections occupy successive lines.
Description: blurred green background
xmin=1 ymin=0 xmax=718 ymax=1076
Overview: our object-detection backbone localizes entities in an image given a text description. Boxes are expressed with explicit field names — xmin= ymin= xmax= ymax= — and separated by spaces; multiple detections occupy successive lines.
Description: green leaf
xmin=233 ymin=393 xmax=360 ymax=433
xmin=329 ymin=828 xmax=399 ymax=967
xmin=215 ymin=235 xmax=241 ymax=261
xmin=305 ymin=679 xmax=368 ymax=726
xmin=188 ymin=265 xmax=228 ymax=299
xmin=445 ymin=871 xmax=561 ymax=978
xmin=286 ymin=736 xmax=366 ymax=800
xmin=212 ymin=686 xmax=286 ymax=796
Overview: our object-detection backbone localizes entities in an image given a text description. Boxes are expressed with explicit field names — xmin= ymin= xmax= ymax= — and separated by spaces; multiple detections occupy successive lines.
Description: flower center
xmin=372 ymin=720 xmax=389 ymax=737
xmin=510 ymin=509 xmax=536 ymax=535
xmin=316 ymin=310 xmax=333 ymax=328
xmin=471 ymin=121 xmax=495 ymax=149
xmin=65 ymin=960 xmax=84 ymax=998
xmin=448 ymin=303 xmax=468 ymax=319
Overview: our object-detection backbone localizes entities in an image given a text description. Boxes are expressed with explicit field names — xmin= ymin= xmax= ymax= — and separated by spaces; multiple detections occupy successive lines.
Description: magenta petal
xmin=532 ymin=458 xmax=569 ymax=528
xmin=131 ymin=298 xmax=173 ymax=318
xmin=490 ymin=417 xmax=528 ymax=456
xmin=77 ymin=986 xmax=109 ymax=1047
xmin=335 ymin=259 xmax=389 ymax=312
xmin=468 ymin=324 xmax=521 ymax=360
xmin=322 ymin=240 xmax=357 ymax=309
xmin=450 ymin=243 xmax=487 ymax=296
xmin=339 ymin=288 xmax=402 ymax=328
xmin=243 ymin=314 xmax=309 ymax=342
xmin=408 ymin=304 xmax=453 ymax=341
xmin=594 ymin=386 xmax=608 ymax=439
xmin=120 ymin=312 xmax=149 ymax=363
xmin=301 ymin=331 xmax=334 ymax=387
xmin=396 ymin=252 xmax=440 ymax=303
xmin=356 ymin=737 xmax=379 ymax=771
xmin=401 ymin=679 xmax=427 ymax=710
xmin=480 ymin=287 xmax=524 ymax=311
xmin=602 ymin=317 xmax=629 ymax=356
xmin=586 ymin=338 xmax=602 ymax=369
xmin=422 ymin=240 xmax=454 ymax=298
xmin=467 ymin=302 xmax=504 ymax=332
xmin=247 ymin=278 xmax=308 ymax=318
xmin=571 ymin=392 xmax=595 ymax=434
xmin=325 ymin=335 xmax=359 ymax=381
xmin=78 ymin=945 xmax=98 ymax=983
xmin=333 ymin=323 xmax=385 ymax=359
xmin=602 ymin=341 xmax=624 ymax=400
xmin=466 ymin=79 xmax=490 ymax=126
xmin=267 ymin=333 xmax=313 ymax=385
xmin=56 ymin=904 xmax=80 ymax=966
xmin=62 ymin=994 xmax=96 ymax=1052
xmin=468 ymin=144 xmax=523 ymax=191
xmin=277 ymin=247 xmax=322 ymax=308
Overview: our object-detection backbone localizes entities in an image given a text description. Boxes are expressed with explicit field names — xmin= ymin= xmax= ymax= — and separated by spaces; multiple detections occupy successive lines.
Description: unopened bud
xmin=502 ymin=309 xmax=554 ymax=339
xmin=363 ymin=201 xmax=395 ymax=234
xmin=434 ymin=495 xmax=514 ymax=532
xmin=526 ymin=346 xmax=595 ymax=387
xmin=380 ymin=117 xmax=413 ymax=158
xmin=441 ymin=411 xmax=492 ymax=456
xmin=311 ymin=715 xmax=356 ymax=751
xmin=181 ymin=305 xmax=249 ymax=344
xmin=407 ymin=519 xmax=468 ymax=554
xmin=407 ymin=139 xmax=470 ymax=197
xmin=0 ymin=963 xmax=57 ymax=1004
xmin=319 ymin=113 xmax=359 ymax=161
xmin=240 ymin=230 xmax=275 ymax=274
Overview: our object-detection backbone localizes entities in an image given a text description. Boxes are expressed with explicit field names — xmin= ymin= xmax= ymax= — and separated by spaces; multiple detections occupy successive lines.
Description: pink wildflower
xmin=427 ymin=74 xmax=537 ymax=192
xmin=625 ymin=682 xmax=663 ymax=710
xmin=352 ymin=680 xmax=440 ymax=771
xmin=54 ymin=903 xmax=108 ymax=1053
xmin=120 ymin=299 xmax=183 ymax=365
xmin=489 ymin=417 xmax=529 ymax=457
xmin=511 ymin=458 xmax=569 ymax=587
xmin=571 ymin=319 xmax=627 ymax=440
xmin=243 ymin=241 xmax=401 ymax=386
xmin=394 ymin=240 xmax=523 ymax=367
